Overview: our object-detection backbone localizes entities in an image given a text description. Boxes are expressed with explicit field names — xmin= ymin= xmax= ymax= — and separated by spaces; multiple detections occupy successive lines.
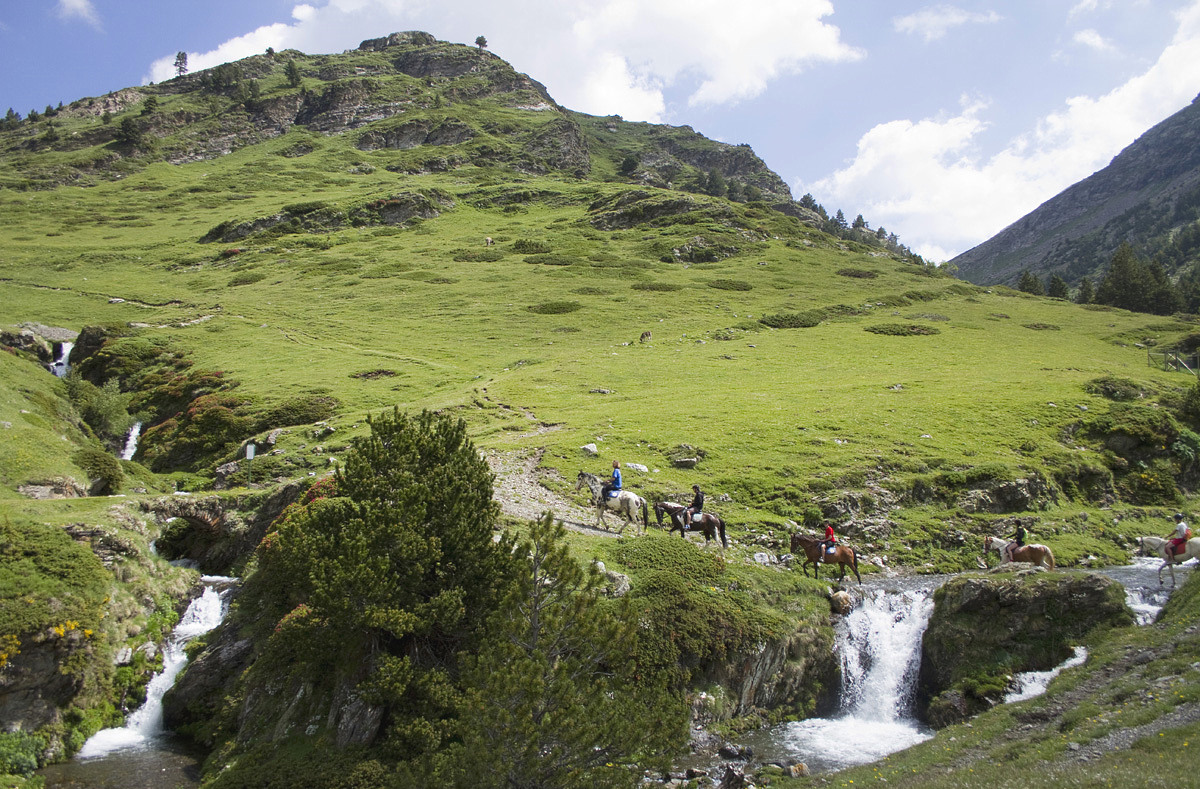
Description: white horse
xmin=1137 ymin=536 xmax=1200 ymax=587
xmin=575 ymin=471 xmax=648 ymax=535
xmin=983 ymin=535 xmax=1055 ymax=570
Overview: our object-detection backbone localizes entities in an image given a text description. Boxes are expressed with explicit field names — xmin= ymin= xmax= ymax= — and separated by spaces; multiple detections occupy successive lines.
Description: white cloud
xmin=1073 ymin=28 xmax=1115 ymax=52
xmin=143 ymin=0 xmax=861 ymax=121
xmin=893 ymin=5 xmax=1002 ymax=43
xmin=56 ymin=0 xmax=101 ymax=29
xmin=806 ymin=2 xmax=1200 ymax=261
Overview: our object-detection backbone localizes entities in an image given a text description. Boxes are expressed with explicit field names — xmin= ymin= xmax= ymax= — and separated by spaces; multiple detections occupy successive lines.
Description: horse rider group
xmin=599 ymin=461 xmax=708 ymax=529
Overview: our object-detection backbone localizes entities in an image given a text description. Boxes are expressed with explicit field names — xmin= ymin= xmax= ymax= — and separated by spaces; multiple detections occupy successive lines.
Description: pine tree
xmin=1096 ymin=243 xmax=1152 ymax=312
xmin=1076 ymin=277 xmax=1094 ymax=304
xmin=475 ymin=35 xmax=488 ymax=49
xmin=285 ymin=59 xmax=302 ymax=88
xmin=1017 ymin=270 xmax=1044 ymax=296
xmin=458 ymin=514 xmax=684 ymax=789
xmin=1047 ymin=274 xmax=1070 ymax=299
xmin=262 ymin=409 xmax=515 ymax=763
xmin=174 ymin=51 xmax=188 ymax=77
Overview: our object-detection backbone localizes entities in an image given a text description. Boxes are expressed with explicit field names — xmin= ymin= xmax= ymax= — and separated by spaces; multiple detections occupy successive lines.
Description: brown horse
xmin=791 ymin=534 xmax=861 ymax=583
xmin=982 ymin=535 xmax=1055 ymax=570
xmin=669 ymin=510 xmax=728 ymax=548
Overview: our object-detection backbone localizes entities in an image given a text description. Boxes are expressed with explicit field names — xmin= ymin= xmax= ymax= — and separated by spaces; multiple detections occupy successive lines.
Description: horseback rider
xmin=1005 ymin=523 xmax=1027 ymax=563
xmin=1165 ymin=512 xmax=1190 ymax=557
xmin=683 ymin=484 xmax=704 ymax=530
xmin=599 ymin=460 xmax=622 ymax=504
xmin=817 ymin=522 xmax=837 ymax=561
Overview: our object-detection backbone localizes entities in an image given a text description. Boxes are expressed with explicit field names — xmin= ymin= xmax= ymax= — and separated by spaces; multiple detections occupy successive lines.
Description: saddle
xmin=1168 ymin=540 xmax=1187 ymax=556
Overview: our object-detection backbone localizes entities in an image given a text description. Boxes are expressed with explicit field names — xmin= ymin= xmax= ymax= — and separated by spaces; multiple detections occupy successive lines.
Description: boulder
xmin=918 ymin=572 xmax=1133 ymax=726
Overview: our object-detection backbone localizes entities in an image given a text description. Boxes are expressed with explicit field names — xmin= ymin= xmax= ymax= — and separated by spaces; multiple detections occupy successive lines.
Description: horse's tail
xmin=641 ymin=498 xmax=649 ymax=531
xmin=719 ymin=517 xmax=727 ymax=549
xmin=1045 ymin=546 xmax=1055 ymax=571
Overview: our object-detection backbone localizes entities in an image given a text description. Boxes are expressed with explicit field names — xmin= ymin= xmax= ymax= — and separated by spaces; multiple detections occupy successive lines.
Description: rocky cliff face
xmin=918 ymin=570 xmax=1133 ymax=727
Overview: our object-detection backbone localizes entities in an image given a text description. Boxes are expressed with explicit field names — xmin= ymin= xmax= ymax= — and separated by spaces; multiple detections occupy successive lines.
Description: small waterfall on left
xmin=76 ymin=578 xmax=232 ymax=758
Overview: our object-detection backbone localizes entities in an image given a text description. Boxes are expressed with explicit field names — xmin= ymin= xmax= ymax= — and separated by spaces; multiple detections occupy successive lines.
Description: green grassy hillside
xmin=2 ymin=30 xmax=1200 ymax=787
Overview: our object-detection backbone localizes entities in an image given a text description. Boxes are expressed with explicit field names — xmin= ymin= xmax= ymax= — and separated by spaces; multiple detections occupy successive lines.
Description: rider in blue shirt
xmin=600 ymin=460 xmax=622 ymax=502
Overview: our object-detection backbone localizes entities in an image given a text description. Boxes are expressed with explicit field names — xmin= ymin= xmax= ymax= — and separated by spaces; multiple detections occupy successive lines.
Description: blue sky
xmin=3 ymin=1 xmax=1200 ymax=261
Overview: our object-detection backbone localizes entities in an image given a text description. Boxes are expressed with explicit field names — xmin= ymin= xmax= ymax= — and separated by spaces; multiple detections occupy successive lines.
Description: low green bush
xmin=512 ymin=239 xmax=551 ymax=254
xmin=632 ymin=281 xmax=682 ymax=292
xmin=865 ymin=323 xmax=941 ymax=336
xmin=760 ymin=311 xmax=822 ymax=329
xmin=228 ymin=270 xmax=266 ymax=287
xmin=527 ymin=300 xmax=582 ymax=314
xmin=837 ymin=268 xmax=878 ymax=279
xmin=71 ymin=447 xmax=123 ymax=492
xmin=258 ymin=394 xmax=339 ymax=429
xmin=707 ymin=279 xmax=752 ymax=291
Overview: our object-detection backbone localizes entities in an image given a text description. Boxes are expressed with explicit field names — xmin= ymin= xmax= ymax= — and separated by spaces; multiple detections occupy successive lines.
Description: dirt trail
xmin=485 ymin=448 xmax=629 ymax=538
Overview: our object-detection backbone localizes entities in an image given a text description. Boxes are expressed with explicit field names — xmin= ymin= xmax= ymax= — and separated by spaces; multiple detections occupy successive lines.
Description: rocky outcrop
xmin=356 ymin=119 xmax=474 ymax=151
xmin=0 ymin=633 xmax=91 ymax=732
xmin=699 ymin=625 xmax=838 ymax=721
xmin=957 ymin=474 xmax=1058 ymax=513
xmin=520 ymin=117 xmax=591 ymax=175
xmin=918 ymin=572 xmax=1133 ymax=727
xmin=162 ymin=615 xmax=254 ymax=745
xmin=588 ymin=190 xmax=733 ymax=230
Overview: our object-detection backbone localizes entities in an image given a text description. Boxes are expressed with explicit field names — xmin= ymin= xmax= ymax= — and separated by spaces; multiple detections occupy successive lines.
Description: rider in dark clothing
xmin=1006 ymin=524 xmax=1027 ymax=563
xmin=683 ymin=485 xmax=704 ymax=530
xmin=599 ymin=461 xmax=622 ymax=503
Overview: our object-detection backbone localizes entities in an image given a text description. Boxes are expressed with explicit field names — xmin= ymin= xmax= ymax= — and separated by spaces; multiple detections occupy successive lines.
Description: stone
xmin=830 ymin=590 xmax=853 ymax=615
xmin=581 ymin=443 xmax=599 ymax=456
xmin=626 ymin=463 xmax=649 ymax=472
xmin=673 ymin=457 xmax=699 ymax=468
xmin=213 ymin=461 xmax=241 ymax=490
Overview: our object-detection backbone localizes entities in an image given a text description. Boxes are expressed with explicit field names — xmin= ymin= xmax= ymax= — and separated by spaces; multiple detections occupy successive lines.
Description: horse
xmin=653 ymin=501 xmax=686 ymax=530
xmin=575 ymin=471 xmax=649 ymax=535
xmin=1136 ymin=536 xmax=1200 ymax=587
xmin=667 ymin=510 xmax=728 ymax=549
xmin=790 ymin=533 xmax=861 ymax=584
xmin=982 ymin=535 xmax=1055 ymax=570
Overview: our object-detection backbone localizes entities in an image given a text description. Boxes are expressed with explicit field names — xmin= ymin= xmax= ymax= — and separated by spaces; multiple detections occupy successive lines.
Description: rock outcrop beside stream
xmin=918 ymin=570 xmax=1134 ymax=727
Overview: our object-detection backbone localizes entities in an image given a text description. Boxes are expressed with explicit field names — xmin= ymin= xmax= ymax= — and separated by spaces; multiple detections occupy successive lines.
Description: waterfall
xmin=51 ymin=341 xmax=73 ymax=378
xmin=77 ymin=578 xmax=233 ymax=758
xmin=120 ymin=422 xmax=142 ymax=461
xmin=773 ymin=584 xmax=936 ymax=772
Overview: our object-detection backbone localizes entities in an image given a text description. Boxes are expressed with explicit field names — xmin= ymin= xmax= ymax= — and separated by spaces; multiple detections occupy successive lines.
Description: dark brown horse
xmin=654 ymin=501 xmax=687 ymax=530
xmin=791 ymin=533 xmax=861 ymax=583
xmin=669 ymin=510 xmax=728 ymax=548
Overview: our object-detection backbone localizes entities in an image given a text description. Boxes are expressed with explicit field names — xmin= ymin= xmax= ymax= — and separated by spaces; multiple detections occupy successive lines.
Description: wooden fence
xmin=1148 ymin=349 xmax=1200 ymax=376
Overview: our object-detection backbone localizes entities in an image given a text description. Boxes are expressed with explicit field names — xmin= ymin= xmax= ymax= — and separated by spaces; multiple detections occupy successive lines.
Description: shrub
xmin=707 ymin=279 xmax=752 ymax=291
xmin=453 ymin=248 xmax=505 ymax=262
xmin=760 ymin=311 xmax=822 ymax=329
xmin=1023 ymin=323 xmax=1061 ymax=331
xmin=258 ymin=393 xmax=339 ymax=428
xmin=72 ymin=447 xmax=124 ymax=492
xmin=1084 ymin=376 xmax=1145 ymax=401
xmin=837 ymin=268 xmax=878 ymax=279
xmin=228 ymin=271 xmax=266 ymax=287
xmin=865 ymin=323 xmax=941 ymax=336
xmin=512 ymin=239 xmax=551 ymax=254
xmin=527 ymin=300 xmax=582 ymax=314
xmin=523 ymin=253 xmax=573 ymax=265
xmin=632 ymin=281 xmax=683 ymax=292
xmin=0 ymin=731 xmax=44 ymax=777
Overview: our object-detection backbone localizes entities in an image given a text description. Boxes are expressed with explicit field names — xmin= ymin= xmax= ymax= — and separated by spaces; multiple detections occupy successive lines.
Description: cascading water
xmin=120 ymin=422 xmax=142 ymax=461
xmin=51 ymin=341 xmax=73 ymax=378
xmin=76 ymin=578 xmax=232 ymax=759
xmin=761 ymin=582 xmax=937 ymax=773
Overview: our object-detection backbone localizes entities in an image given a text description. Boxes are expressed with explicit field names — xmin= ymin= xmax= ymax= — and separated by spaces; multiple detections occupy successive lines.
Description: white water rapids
xmin=51 ymin=341 xmax=73 ymax=378
xmin=119 ymin=422 xmax=142 ymax=461
xmin=77 ymin=579 xmax=232 ymax=759
xmin=762 ymin=583 xmax=937 ymax=772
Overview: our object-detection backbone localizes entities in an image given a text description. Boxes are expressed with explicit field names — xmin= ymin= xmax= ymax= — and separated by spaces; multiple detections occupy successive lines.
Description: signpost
xmin=246 ymin=442 xmax=256 ymax=485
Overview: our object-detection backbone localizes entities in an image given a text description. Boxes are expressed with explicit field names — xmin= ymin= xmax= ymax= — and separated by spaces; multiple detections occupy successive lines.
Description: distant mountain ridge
xmin=951 ymin=93 xmax=1200 ymax=287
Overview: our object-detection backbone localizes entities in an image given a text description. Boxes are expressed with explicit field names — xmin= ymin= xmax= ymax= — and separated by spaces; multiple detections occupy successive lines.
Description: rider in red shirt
xmin=818 ymin=522 xmax=836 ymax=560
